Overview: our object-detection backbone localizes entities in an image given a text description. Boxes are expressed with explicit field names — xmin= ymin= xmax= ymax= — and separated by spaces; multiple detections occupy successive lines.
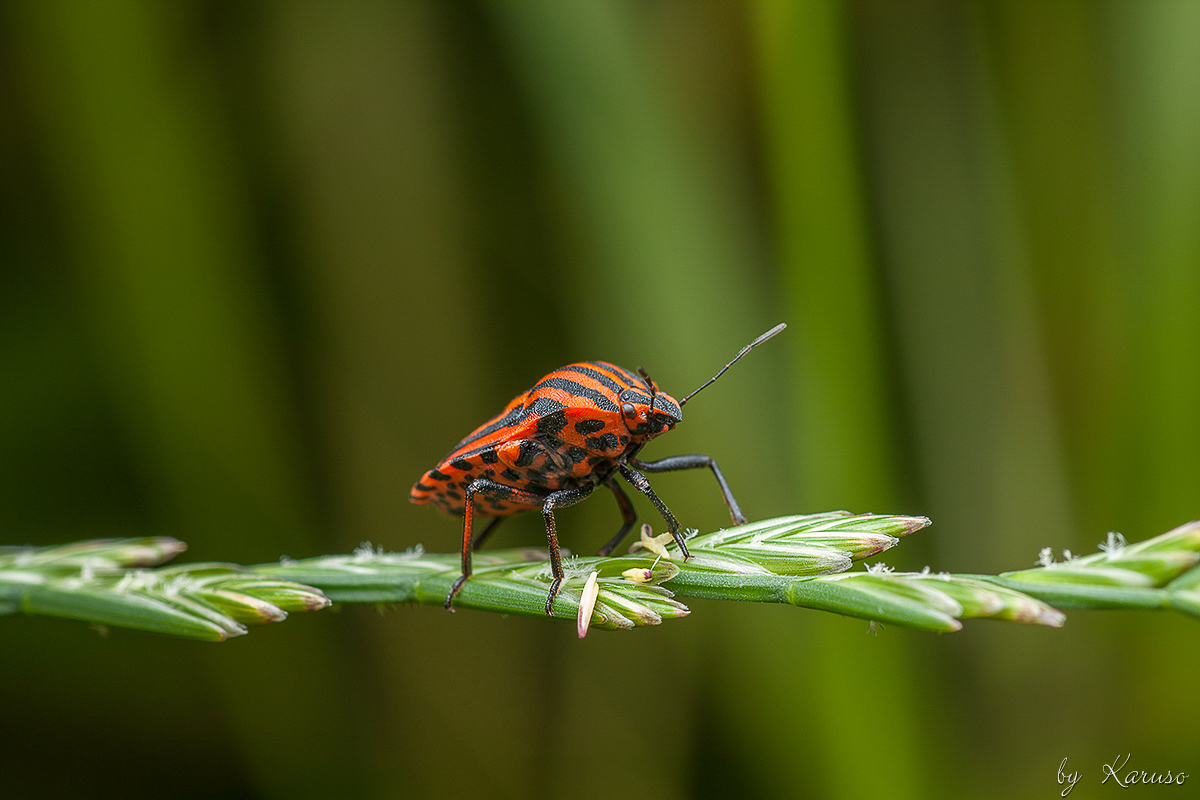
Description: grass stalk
xmin=6 ymin=514 xmax=1199 ymax=639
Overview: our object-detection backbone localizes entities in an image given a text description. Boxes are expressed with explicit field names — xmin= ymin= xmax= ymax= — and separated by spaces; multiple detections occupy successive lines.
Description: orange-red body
xmin=411 ymin=361 xmax=681 ymax=518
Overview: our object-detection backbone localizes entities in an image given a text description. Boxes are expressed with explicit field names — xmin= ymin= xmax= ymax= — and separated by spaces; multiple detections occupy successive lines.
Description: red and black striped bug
xmin=411 ymin=323 xmax=786 ymax=615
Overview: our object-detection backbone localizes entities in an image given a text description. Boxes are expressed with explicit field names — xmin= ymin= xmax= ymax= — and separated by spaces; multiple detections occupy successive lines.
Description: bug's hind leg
xmin=539 ymin=483 xmax=596 ymax=616
xmin=630 ymin=453 xmax=747 ymax=525
xmin=471 ymin=515 xmax=505 ymax=552
xmin=446 ymin=478 xmax=545 ymax=611
xmin=597 ymin=477 xmax=637 ymax=557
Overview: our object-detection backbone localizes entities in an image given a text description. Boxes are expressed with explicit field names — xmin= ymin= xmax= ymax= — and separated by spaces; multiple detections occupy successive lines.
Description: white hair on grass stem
xmin=1036 ymin=547 xmax=1055 ymax=567
xmin=865 ymin=562 xmax=893 ymax=575
xmin=562 ymin=556 xmax=596 ymax=581
xmin=352 ymin=542 xmax=387 ymax=562
xmin=1099 ymin=532 xmax=1128 ymax=560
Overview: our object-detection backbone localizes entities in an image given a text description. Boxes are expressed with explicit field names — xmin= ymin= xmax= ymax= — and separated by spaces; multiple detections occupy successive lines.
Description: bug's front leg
xmin=617 ymin=464 xmax=691 ymax=559
xmin=630 ymin=453 xmax=747 ymax=525
xmin=446 ymin=479 xmax=545 ymax=611
xmin=540 ymin=482 xmax=596 ymax=615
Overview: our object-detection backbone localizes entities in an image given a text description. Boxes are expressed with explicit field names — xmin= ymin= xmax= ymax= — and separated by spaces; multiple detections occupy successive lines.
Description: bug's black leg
xmin=617 ymin=464 xmax=691 ymax=560
xmin=597 ymin=477 xmax=637 ymax=557
xmin=540 ymin=482 xmax=596 ymax=616
xmin=471 ymin=515 xmax=506 ymax=552
xmin=447 ymin=478 xmax=546 ymax=611
xmin=631 ymin=454 xmax=747 ymax=525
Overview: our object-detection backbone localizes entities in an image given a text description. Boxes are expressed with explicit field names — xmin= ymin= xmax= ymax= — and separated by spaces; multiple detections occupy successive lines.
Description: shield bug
xmin=411 ymin=323 xmax=786 ymax=615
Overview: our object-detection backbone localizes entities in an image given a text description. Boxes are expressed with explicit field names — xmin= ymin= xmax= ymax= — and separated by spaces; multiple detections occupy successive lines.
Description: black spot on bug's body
xmin=632 ymin=420 xmax=668 ymax=436
xmin=618 ymin=435 xmax=630 ymax=446
xmin=483 ymin=468 xmax=495 ymax=478
xmin=446 ymin=490 xmax=462 ymax=501
xmin=450 ymin=459 xmax=473 ymax=471
xmin=480 ymin=448 xmax=499 ymax=464
xmin=536 ymin=409 xmax=569 ymax=436
xmin=586 ymin=433 xmax=619 ymax=451
xmin=574 ymin=419 xmax=606 ymax=435
xmin=415 ymin=482 xmax=434 ymax=492
xmin=501 ymin=468 xmax=522 ymax=481
xmin=515 ymin=441 xmax=538 ymax=467
xmin=429 ymin=469 xmax=451 ymax=482
xmin=567 ymin=446 xmax=588 ymax=463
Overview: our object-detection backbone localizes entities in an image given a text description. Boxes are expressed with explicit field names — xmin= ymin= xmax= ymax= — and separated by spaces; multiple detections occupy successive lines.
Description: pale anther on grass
xmin=622 ymin=568 xmax=654 ymax=584
xmin=636 ymin=524 xmax=675 ymax=562
xmin=576 ymin=570 xmax=600 ymax=638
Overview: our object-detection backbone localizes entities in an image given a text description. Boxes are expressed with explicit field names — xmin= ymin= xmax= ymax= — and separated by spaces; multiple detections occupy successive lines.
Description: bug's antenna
xmin=636 ymin=366 xmax=657 ymax=412
xmin=679 ymin=323 xmax=787 ymax=407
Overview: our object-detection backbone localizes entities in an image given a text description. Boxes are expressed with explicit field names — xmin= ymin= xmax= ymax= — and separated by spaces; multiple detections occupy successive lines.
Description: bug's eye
xmin=621 ymin=402 xmax=637 ymax=419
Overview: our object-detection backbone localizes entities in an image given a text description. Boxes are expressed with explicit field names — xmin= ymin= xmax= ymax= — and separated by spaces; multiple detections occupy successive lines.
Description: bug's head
xmin=615 ymin=323 xmax=787 ymax=443
xmin=618 ymin=385 xmax=682 ymax=441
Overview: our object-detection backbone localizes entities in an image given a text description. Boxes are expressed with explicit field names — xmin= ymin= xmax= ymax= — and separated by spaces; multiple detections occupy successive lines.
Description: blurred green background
xmin=2 ymin=1 xmax=1197 ymax=798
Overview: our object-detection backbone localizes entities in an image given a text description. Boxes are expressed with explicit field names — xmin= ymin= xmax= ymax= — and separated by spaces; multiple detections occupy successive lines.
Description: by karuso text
xmin=1058 ymin=756 xmax=1188 ymax=797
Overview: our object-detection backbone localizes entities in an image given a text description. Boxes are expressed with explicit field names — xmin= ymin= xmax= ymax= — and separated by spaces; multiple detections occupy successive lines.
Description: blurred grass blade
xmin=1168 ymin=587 xmax=1200 ymax=619
xmin=0 ymin=537 xmax=187 ymax=573
xmin=786 ymin=570 xmax=1065 ymax=631
xmin=787 ymin=573 xmax=963 ymax=633
xmin=922 ymin=575 xmax=1063 ymax=624
xmin=8 ymin=515 xmax=1200 ymax=637
xmin=23 ymin=584 xmax=236 ymax=641
xmin=1 ymin=537 xmax=330 ymax=639
xmin=1164 ymin=532 xmax=1200 ymax=619
xmin=974 ymin=519 xmax=1200 ymax=613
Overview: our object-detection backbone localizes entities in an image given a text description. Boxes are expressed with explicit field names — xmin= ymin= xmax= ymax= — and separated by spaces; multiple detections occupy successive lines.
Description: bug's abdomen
xmin=410 ymin=389 xmax=531 ymax=513
xmin=411 ymin=436 xmax=583 ymax=517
